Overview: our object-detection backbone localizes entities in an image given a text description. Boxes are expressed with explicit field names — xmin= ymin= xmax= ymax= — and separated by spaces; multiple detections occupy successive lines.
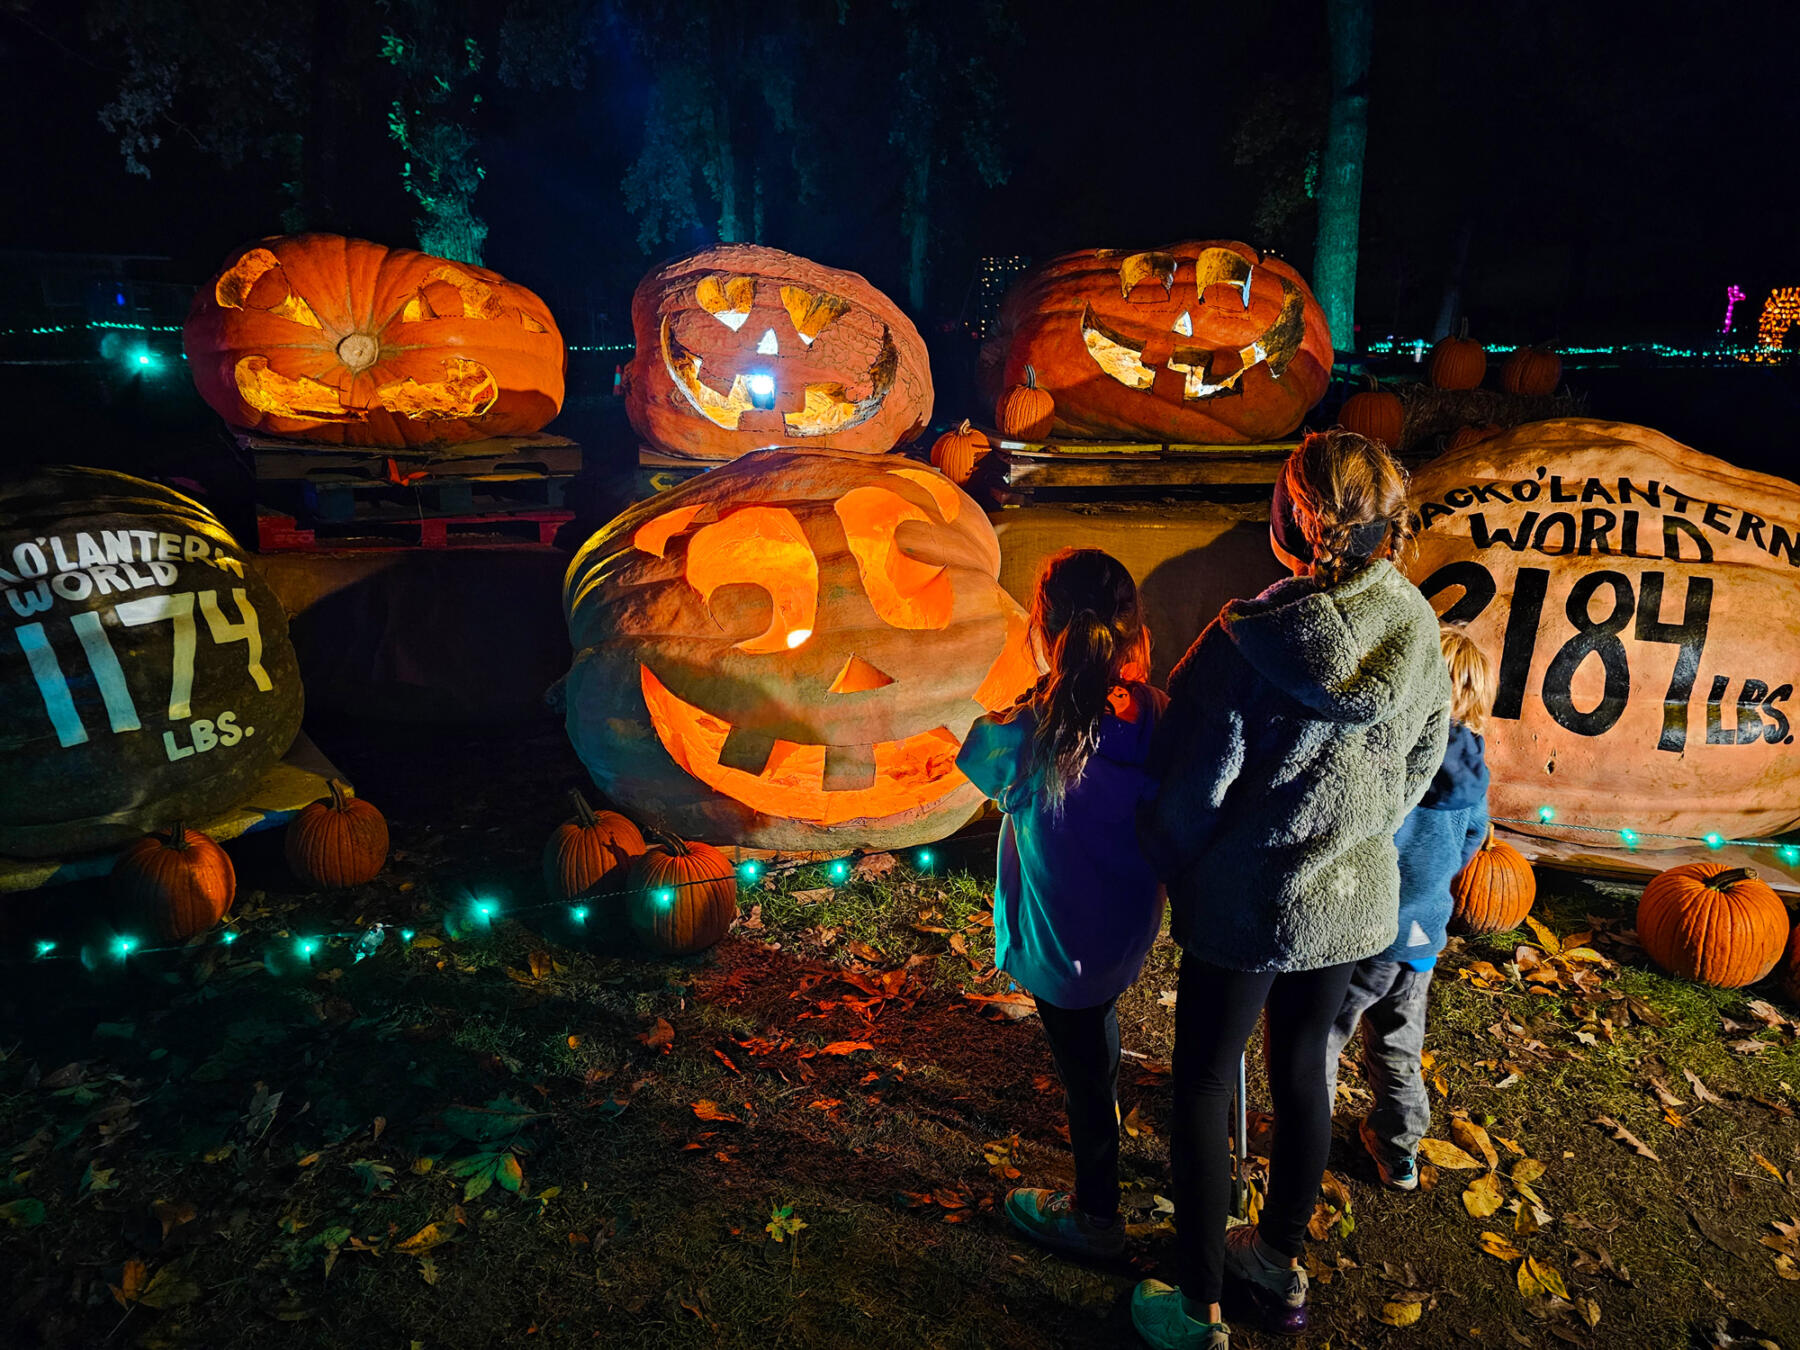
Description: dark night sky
xmin=3 ymin=1 xmax=1797 ymax=345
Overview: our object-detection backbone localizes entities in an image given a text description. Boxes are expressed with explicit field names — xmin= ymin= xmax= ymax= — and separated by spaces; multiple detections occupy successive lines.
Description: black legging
xmin=1035 ymin=995 xmax=1122 ymax=1219
xmin=1172 ymin=955 xmax=1357 ymax=1304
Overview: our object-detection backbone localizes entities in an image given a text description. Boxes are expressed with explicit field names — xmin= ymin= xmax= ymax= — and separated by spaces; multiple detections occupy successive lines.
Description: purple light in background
xmin=1722 ymin=284 xmax=1746 ymax=333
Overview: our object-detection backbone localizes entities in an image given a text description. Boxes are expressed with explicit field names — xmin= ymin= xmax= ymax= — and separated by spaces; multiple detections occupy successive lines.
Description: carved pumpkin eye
xmin=834 ymin=477 xmax=957 ymax=631
xmin=669 ymin=506 xmax=820 ymax=655
xmin=214 ymin=249 xmax=320 ymax=328
xmin=696 ymin=275 xmax=755 ymax=330
xmin=1119 ymin=251 xmax=1177 ymax=302
xmin=780 ymin=285 xmax=851 ymax=347
xmin=399 ymin=267 xmax=508 ymax=323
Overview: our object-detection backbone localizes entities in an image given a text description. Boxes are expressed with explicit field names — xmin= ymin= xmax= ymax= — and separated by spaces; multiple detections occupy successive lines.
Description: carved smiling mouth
xmin=640 ymin=664 xmax=970 ymax=825
xmin=1081 ymin=247 xmax=1309 ymax=401
xmin=660 ymin=318 xmax=899 ymax=436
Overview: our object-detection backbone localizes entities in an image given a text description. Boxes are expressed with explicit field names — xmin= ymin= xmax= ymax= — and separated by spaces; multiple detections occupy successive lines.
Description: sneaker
xmin=1130 ymin=1280 xmax=1230 ymax=1349
xmin=1359 ymin=1117 xmax=1420 ymax=1191
xmin=1002 ymin=1188 xmax=1125 ymax=1258
xmin=1222 ymin=1224 xmax=1308 ymax=1336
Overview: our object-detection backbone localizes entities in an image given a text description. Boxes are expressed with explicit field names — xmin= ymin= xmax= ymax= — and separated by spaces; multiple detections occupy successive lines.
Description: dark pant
xmin=1035 ymin=995 xmax=1122 ymax=1220
xmin=1172 ymin=955 xmax=1356 ymax=1304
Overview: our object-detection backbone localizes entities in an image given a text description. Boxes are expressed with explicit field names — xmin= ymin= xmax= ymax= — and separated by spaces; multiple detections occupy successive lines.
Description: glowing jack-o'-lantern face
xmin=183 ymin=233 xmax=565 ymax=448
xmin=980 ymin=239 xmax=1333 ymax=444
xmin=563 ymin=449 xmax=1035 ymax=849
xmin=625 ymin=244 xmax=933 ymax=462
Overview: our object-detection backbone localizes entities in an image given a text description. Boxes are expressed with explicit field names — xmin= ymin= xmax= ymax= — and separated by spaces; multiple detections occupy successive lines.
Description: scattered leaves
xmin=1463 ymin=1173 xmax=1506 ymax=1218
xmin=765 ymin=1203 xmax=807 ymax=1243
xmin=1376 ymin=1298 xmax=1424 ymax=1327
xmin=1516 ymin=1255 xmax=1570 ymax=1300
xmin=1480 ymin=1232 xmax=1524 ymax=1260
xmin=1419 ymin=1138 xmax=1484 ymax=1170
xmin=1592 ymin=1116 xmax=1659 ymax=1161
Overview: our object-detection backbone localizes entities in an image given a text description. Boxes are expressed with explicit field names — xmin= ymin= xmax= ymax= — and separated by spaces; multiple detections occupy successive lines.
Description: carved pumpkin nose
xmin=829 ymin=655 xmax=894 ymax=693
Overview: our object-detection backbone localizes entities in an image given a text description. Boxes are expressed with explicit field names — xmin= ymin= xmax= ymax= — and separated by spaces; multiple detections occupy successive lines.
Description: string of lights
xmin=4 ymin=845 xmax=945 ymax=969
xmin=1360 ymin=336 xmax=1787 ymax=362
xmin=1497 ymin=807 xmax=1800 ymax=863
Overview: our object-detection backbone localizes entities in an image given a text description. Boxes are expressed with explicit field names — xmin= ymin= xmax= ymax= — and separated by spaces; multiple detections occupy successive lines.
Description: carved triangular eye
xmin=829 ymin=654 xmax=895 ymax=693
xmin=1172 ymin=310 xmax=1193 ymax=337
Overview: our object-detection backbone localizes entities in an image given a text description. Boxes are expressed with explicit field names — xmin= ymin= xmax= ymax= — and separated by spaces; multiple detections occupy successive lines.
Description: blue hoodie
xmin=1377 ymin=722 xmax=1490 ymax=968
xmin=957 ymin=683 xmax=1167 ymax=1009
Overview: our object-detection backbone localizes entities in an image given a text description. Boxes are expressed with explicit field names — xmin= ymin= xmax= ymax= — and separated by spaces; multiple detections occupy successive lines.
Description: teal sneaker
xmin=1359 ymin=1117 xmax=1420 ymax=1191
xmin=1131 ymin=1280 xmax=1229 ymax=1348
xmin=1002 ymin=1188 xmax=1124 ymax=1258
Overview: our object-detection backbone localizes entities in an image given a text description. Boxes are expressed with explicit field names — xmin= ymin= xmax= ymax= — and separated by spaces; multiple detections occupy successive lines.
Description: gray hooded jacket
xmin=1143 ymin=559 xmax=1451 ymax=973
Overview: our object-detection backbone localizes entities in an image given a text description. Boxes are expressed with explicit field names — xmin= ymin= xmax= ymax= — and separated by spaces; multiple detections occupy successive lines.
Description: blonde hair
xmin=1280 ymin=429 xmax=1417 ymax=588
xmin=1440 ymin=624 xmax=1496 ymax=733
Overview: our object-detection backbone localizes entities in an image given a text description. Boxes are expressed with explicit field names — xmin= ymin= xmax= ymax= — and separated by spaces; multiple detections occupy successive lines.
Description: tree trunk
xmin=905 ymin=154 xmax=930 ymax=315
xmin=1312 ymin=0 xmax=1372 ymax=351
xmin=752 ymin=163 xmax=765 ymax=243
xmin=713 ymin=93 xmax=739 ymax=242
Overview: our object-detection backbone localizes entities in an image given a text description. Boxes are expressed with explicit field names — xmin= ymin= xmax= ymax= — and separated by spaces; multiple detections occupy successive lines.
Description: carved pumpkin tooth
xmin=717 ymin=726 xmax=778 ymax=776
xmin=822 ymin=743 xmax=879 ymax=792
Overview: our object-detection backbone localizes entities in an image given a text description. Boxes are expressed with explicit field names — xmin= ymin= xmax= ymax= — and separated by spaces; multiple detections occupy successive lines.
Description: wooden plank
xmin=0 ymin=734 xmax=345 ymax=893
xmin=1002 ymin=450 xmax=1291 ymax=489
xmin=241 ymin=433 xmax=584 ymax=481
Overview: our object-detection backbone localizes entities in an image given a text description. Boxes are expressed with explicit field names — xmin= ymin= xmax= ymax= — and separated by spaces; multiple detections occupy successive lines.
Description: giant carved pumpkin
xmin=978 ymin=240 xmax=1333 ymax=444
xmin=1410 ymin=420 xmax=1800 ymax=843
xmin=624 ymin=245 xmax=933 ymax=462
xmin=184 ymin=233 xmax=565 ymax=447
xmin=563 ymin=449 xmax=1038 ymax=849
xmin=0 ymin=468 xmax=303 ymax=857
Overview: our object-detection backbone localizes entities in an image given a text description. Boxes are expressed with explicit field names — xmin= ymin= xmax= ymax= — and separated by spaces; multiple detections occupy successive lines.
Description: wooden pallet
xmin=238 ymin=431 xmax=584 ymax=479
xmin=635 ymin=448 xmax=717 ymax=498
xmin=981 ymin=430 xmax=1300 ymax=501
xmin=257 ymin=506 xmax=571 ymax=551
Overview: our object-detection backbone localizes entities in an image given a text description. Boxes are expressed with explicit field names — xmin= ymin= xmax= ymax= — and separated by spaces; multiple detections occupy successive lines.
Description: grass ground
xmin=1 ymin=716 xmax=1796 ymax=1349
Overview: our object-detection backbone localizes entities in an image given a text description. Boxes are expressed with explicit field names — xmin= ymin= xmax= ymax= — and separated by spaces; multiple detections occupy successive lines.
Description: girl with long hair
xmin=957 ymin=547 xmax=1167 ymax=1259
xmin=1132 ymin=431 xmax=1451 ymax=1349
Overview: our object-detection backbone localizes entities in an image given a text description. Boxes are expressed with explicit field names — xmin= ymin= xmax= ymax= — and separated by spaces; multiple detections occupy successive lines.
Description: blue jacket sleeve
xmin=957 ymin=712 xmax=1033 ymax=815
xmin=1460 ymin=797 xmax=1490 ymax=870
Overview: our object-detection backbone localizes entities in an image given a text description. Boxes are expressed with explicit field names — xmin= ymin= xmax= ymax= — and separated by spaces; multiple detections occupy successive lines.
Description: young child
xmin=956 ymin=547 xmax=1167 ymax=1260
xmin=1134 ymin=431 xmax=1450 ymax=1350
xmin=1326 ymin=625 xmax=1492 ymax=1190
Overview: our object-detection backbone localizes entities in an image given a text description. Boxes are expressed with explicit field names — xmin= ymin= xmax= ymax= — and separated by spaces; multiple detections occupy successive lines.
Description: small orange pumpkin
xmin=544 ymin=789 xmax=646 ymax=902
xmin=630 ymin=829 xmax=738 ymax=955
xmin=1449 ymin=826 xmax=1537 ymax=934
xmin=1499 ymin=346 xmax=1561 ymax=397
xmin=995 ymin=366 xmax=1055 ymax=440
xmin=1428 ymin=321 xmax=1487 ymax=391
xmin=112 ymin=823 xmax=236 ymax=941
xmin=929 ymin=419 xmax=990 ymax=485
xmin=286 ymin=779 xmax=390 ymax=888
xmin=1338 ymin=380 xmax=1404 ymax=449
xmin=1637 ymin=863 xmax=1788 ymax=988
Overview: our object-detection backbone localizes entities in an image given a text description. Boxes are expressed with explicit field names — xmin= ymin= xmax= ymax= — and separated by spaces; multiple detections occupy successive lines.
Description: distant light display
xmin=1720 ymin=284 xmax=1746 ymax=334
xmin=973 ymin=254 xmax=1031 ymax=337
xmin=1747 ymin=286 xmax=1800 ymax=364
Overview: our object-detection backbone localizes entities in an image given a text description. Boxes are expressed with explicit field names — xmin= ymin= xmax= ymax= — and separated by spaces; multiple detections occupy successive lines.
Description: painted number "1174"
xmin=13 ymin=588 xmax=272 ymax=750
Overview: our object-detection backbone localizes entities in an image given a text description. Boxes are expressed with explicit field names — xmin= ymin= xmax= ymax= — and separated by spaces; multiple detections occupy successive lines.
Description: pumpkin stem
xmin=1483 ymin=823 xmax=1496 ymax=850
xmin=1023 ymin=365 xmax=1038 ymax=390
xmin=1708 ymin=866 xmax=1755 ymax=889
xmin=166 ymin=820 xmax=188 ymax=851
xmin=1363 ymin=374 xmax=1379 ymax=392
xmin=327 ymin=779 xmax=350 ymax=812
xmin=956 ymin=418 xmax=972 ymax=436
xmin=1457 ymin=317 xmax=1470 ymax=340
xmin=566 ymin=789 xmax=598 ymax=830
xmin=644 ymin=825 xmax=691 ymax=857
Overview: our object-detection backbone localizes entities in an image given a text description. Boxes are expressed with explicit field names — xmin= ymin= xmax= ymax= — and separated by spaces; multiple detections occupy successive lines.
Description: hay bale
xmin=1394 ymin=382 xmax=1584 ymax=455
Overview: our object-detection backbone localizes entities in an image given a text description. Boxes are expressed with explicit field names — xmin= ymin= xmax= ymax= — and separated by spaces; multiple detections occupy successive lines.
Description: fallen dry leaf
xmin=395 ymin=1222 xmax=454 ymax=1255
xmin=1419 ymin=1137 xmax=1483 ymax=1170
xmin=1517 ymin=1255 xmax=1570 ymax=1300
xmin=963 ymin=990 xmax=1037 ymax=1020
xmin=1592 ymin=1116 xmax=1659 ymax=1161
xmin=1452 ymin=1116 xmax=1500 ymax=1170
xmin=1463 ymin=1173 xmax=1506 ymax=1218
xmin=637 ymin=1018 xmax=674 ymax=1053
xmin=691 ymin=1100 xmax=741 ymax=1124
xmin=807 ymin=1041 xmax=874 ymax=1057
xmin=1682 ymin=1068 xmax=1727 ymax=1107
xmin=1122 ymin=1104 xmax=1152 ymax=1139
xmin=1376 ymin=1298 xmax=1424 ymax=1327
xmin=1525 ymin=915 xmax=1562 ymax=955
xmin=1751 ymin=1152 xmax=1786 ymax=1182
xmin=1512 ymin=1158 xmax=1546 ymax=1186
xmin=1480 ymin=1232 xmax=1525 ymax=1260
xmin=1775 ymin=1254 xmax=1800 ymax=1281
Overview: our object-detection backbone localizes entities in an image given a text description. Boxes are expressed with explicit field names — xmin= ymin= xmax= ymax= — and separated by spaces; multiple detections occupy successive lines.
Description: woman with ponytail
xmin=1131 ymin=432 xmax=1451 ymax=1350
xmin=957 ymin=548 xmax=1167 ymax=1261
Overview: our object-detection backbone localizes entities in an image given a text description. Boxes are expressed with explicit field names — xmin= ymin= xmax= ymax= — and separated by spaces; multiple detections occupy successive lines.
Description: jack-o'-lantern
xmin=563 ymin=448 xmax=1038 ymax=849
xmin=184 ymin=233 xmax=565 ymax=447
xmin=624 ymin=244 xmax=933 ymax=462
xmin=0 ymin=468 xmax=303 ymax=858
xmin=1410 ymin=419 xmax=1800 ymax=843
xmin=978 ymin=240 xmax=1333 ymax=443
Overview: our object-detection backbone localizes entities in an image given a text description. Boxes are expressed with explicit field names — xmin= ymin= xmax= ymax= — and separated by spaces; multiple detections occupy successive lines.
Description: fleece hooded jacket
xmin=958 ymin=682 xmax=1168 ymax=1009
xmin=1380 ymin=722 xmax=1490 ymax=967
xmin=1142 ymin=560 xmax=1451 ymax=973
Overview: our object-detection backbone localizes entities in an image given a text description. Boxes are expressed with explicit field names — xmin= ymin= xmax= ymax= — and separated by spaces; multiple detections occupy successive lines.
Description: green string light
xmin=33 ymin=939 xmax=55 ymax=958
xmin=112 ymin=935 xmax=139 ymax=959
xmin=569 ymin=906 xmax=589 ymax=924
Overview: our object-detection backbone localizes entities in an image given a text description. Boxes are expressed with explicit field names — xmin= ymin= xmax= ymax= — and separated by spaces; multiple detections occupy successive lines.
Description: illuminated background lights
xmin=297 ymin=937 xmax=320 ymax=958
xmin=112 ymin=935 xmax=138 ymax=959
xmin=1618 ymin=828 xmax=1639 ymax=848
xmin=916 ymin=848 xmax=934 ymax=870
xmin=828 ymin=860 xmax=850 ymax=883
xmin=746 ymin=373 xmax=776 ymax=409
xmin=400 ymin=929 xmax=416 ymax=943
xmin=1537 ymin=805 xmax=1556 ymax=824
xmin=738 ymin=860 xmax=762 ymax=882
xmin=1750 ymin=287 xmax=1800 ymax=364
xmin=1780 ymin=846 xmax=1800 ymax=865
xmin=1703 ymin=832 xmax=1725 ymax=850
xmin=221 ymin=930 xmax=238 ymax=944
xmin=1721 ymin=283 xmax=1746 ymax=333
xmin=570 ymin=905 xmax=589 ymax=924
xmin=34 ymin=939 xmax=55 ymax=958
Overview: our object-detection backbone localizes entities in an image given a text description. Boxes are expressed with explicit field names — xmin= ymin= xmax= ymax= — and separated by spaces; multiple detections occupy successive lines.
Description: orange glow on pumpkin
xmin=682 ymin=507 xmax=819 ymax=655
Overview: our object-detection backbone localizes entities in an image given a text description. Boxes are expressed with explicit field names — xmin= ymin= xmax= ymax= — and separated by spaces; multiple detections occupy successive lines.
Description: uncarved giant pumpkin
xmin=0 ymin=468 xmax=303 ymax=858
xmin=978 ymin=240 xmax=1333 ymax=443
xmin=563 ymin=448 xmax=1038 ymax=849
xmin=624 ymin=244 xmax=933 ymax=462
xmin=1410 ymin=420 xmax=1800 ymax=843
xmin=184 ymin=233 xmax=565 ymax=447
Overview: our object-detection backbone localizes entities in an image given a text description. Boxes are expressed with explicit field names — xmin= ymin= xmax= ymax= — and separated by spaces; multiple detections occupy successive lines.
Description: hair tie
xmin=1343 ymin=519 xmax=1390 ymax=561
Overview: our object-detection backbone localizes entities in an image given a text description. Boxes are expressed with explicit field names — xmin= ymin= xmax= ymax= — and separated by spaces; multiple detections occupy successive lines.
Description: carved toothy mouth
xmin=232 ymin=355 xmax=500 ymax=422
xmin=640 ymin=664 xmax=970 ymax=825
xmin=1081 ymin=247 xmax=1308 ymax=401
xmin=660 ymin=318 xmax=898 ymax=436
